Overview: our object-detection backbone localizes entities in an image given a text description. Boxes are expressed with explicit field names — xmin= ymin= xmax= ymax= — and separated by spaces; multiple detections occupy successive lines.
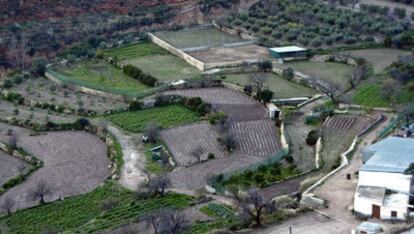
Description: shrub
xmin=123 ymin=64 xmax=157 ymax=87
xmin=258 ymin=89 xmax=274 ymax=103
xmin=208 ymin=153 xmax=215 ymax=160
xmin=306 ymin=130 xmax=319 ymax=146
xmin=208 ymin=112 xmax=227 ymax=125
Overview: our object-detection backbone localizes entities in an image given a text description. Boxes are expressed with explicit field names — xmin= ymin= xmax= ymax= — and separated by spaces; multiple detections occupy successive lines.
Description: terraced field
xmin=164 ymin=88 xmax=267 ymax=121
xmin=231 ymin=119 xmax=282 ymax=158
xmin=161 ymin=122 xmax=225 ymax=166
xmin=10 ymin=77 xmax=128 ymax=113
xmin=320 ymin=114 xmax=375 ymax=172
xmin=0 ymin=151 xmax=29 ymax=187
xmin=0 ymin=131 xmax=111 ymax=211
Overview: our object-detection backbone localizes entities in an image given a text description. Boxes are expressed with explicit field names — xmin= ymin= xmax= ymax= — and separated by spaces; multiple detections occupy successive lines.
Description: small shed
xmin=269 ymin=46 xmax=307 ymax=60
xmin=266 ymin=103 xmax=280 ymax=119
xmin=355 ymin=222 xmax=382 ymax=234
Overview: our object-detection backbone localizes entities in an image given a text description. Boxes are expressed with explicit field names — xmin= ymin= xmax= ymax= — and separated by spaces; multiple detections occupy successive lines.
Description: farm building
xmin=269 ymin=46 xmax=307 ymax=60
xmin=354 ymin=137 xmax=414 ymax=220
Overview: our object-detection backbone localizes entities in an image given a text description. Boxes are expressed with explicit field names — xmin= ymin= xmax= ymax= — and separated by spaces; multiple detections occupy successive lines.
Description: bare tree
xmin=231 ymin=188 xmax=276 ymax=227
xmin=8 ymin=132 xmax=17 ymax=153
xmin=144 ymin=122 xmax=161 ymax=143
xmin=348 ymin=65 xmax=366 ymax=89
xmin=310 ymin=79 xmax=341 ymax=104
xmin=249 ymin=74 xmax=268 ymax=94
xmin=165 ymin=210 xmax=188 ymax=234
xmin=0 ymin=197 xmax=15 ymax=216
xmin=190 ymin=145 xmax=204 ymax=163
xmin=17 ymin=164 xmax=26 ymax=176
xmin=222 ymin=133 xmax=237 ymax=152
xmin=149 ymin=174 xmax=171 ymax=197
xmin=143 ymin=210 xmax=166 ymax=234
xmin=28 ymin=180 xmax=52 ymax=204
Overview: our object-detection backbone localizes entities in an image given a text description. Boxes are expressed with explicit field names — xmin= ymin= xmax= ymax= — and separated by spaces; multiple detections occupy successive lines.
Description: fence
xmin=207 ymin=148 xmax=289 ymax=194
xmin=377 ymin=116 xmax=403 ymax=140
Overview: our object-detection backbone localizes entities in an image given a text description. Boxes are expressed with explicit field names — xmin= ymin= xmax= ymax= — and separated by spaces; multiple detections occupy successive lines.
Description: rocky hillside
xmin=0 ymin=0 xmax=190 ymax=25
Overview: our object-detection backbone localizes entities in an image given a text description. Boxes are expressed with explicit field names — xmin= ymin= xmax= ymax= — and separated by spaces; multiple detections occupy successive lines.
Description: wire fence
xmin=207 ymin=148 xmax=289 ymax=194
xmin=378 ymin=116 xmax=403 ymax=140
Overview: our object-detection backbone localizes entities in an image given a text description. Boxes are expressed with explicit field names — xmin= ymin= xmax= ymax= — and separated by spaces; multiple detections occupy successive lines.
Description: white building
xmin=354 ymin=137 xmax=414 ymax=220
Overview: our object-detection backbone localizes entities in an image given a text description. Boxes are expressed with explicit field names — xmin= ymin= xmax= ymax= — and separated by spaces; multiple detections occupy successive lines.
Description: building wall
xmin=358 ymin=171 xmax=412 ymax=193
xmin=354 ymin=195 xmax=408 ymax=220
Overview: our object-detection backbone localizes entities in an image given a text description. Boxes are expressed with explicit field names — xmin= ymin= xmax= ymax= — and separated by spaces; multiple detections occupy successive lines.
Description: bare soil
xmin=161 ymin=122 xmax=226 ymax=166
xmin=0 ymin=131 xmax=111 ymax=211
xmin=188 ymin=44 xmax=270 ymax=63
xmin=10 ymin=77 xmax=128 ymax=113
xmin=0 ymin=151 xmax=29 ymax=187
xmin=164 ymin=87 xmax=267 ymax=121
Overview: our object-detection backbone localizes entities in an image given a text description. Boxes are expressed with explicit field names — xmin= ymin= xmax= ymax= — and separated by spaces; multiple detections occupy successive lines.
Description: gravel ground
xmin=0 ymin=151 xmax=29 ymax=187
xmin=0 ymin=131 xmax=111 ymax=212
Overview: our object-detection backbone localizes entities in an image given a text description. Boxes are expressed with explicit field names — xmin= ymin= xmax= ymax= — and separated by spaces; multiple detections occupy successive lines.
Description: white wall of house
xmin=354 ymin=195 xmax=408 ymax=220
xmin=358 ymin=171 xmax=412 ymax=193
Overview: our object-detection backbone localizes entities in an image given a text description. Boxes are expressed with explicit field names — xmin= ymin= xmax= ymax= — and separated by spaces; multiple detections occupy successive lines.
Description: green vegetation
xmin=352 ymin=83 xmax=390 ymax=107
xmin=221 ymin=162 xmax=299 ymax=189
xmin=48 ymin=60 xmax=155 ymax=97
xmin=192 ymin=203 xmax=237 ymax=234
xmin=112 ymin=137 xmax=124 ymax=176
xmin=221 ymin=73 xmax=316 ymax=98
xmin=105 ymin=105 xmax=200 ymax=133
xmin=224 ymin=0 xmax=409 ymax=48
xmin=0 ymin=182 xmax=194 ymax=234
xmin=288 ymin=61 xmax=353 ymax=90
xmin=124 ymin=55 xmax=202 ymax=81
xmin=104 ymin=42 xmax=169 ymax=60
xmin=107 ymin=42 xmax=201 ymax=81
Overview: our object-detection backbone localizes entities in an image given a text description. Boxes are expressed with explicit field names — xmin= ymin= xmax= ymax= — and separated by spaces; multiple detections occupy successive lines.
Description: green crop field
xmin=154 ymin=28 xmax=245 ymax=49
xmin=106 ymin=42 xmax=201 ymax=81
xmin=221 ymin=73 xmax=317 ymax=99
xmin=104 ymin=42 xmax=169 ymax=60
xmin=352 ymin=83 xmax=390 ymax=108
xmin=48 ymin=60 xmax=155 ymax=97
xmin=105 ymin=105 xmax=200 ymax=133
xmin=288 ymin=61 xmax=353 ymax=91
xmin=0 ymin=182 xmax=193 ymax=234
xmin=122 ymin=54 xmax=201 ymax=81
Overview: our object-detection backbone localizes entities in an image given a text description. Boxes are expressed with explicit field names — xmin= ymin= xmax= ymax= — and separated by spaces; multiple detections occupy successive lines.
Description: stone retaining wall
xmin=148 ymin=33 xmax=205 ymax=71
xmin=44 ymin=71 xmax=127 ymax=101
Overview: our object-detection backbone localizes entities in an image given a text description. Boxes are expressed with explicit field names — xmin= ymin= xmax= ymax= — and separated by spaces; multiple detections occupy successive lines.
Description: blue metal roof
xmin=361 ymin=137 xmax=414 ymax=173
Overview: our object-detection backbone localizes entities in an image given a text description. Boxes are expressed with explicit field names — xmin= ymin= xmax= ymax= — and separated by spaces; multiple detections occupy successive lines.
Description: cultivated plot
xmin=0 ymin=151 xmax=29 ymax=187
xmin=320 ymin=114 xmax=375 ymax=172
xmin=231 ymin=119 xmax=282 ymax=158
xmin=10 ymin=77 xmax=128 ymax=113
xmin=106 ymin=42 xmax=201 ymax=81
xmin=221 ymin=73 xmax=317 ymax=99
xmin=164 ymin=87 xmax=267 ymax=121
xmin=48 ymin=60 xmax=152 ymax=97
xmin=154 ymin=28 xmax=245 ymax=49
xmin=0 ymin=131 xmax=111 ymax=211
xmin=288 ymin=61 xmax=353 ymax=91
xmin=340 ymin=48 xmax=411 ymax=73
xmin=161 ymin=122 xmax=225 ymax=166
xmin=188 ymin=44 xmax=269 ymax=63
xmin=105 ymin=105 xmax=200 ymax=133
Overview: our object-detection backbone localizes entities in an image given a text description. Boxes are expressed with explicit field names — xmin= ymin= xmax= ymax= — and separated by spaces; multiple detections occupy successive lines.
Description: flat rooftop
xmin=269 ymin=46 xmax=307 ymax=53
xmin=361 ymin=137 xmax=414 ymax=173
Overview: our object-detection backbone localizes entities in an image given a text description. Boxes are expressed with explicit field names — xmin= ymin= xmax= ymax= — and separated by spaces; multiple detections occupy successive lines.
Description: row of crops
xmin=0 ymin=182 xmax=194 ymax=234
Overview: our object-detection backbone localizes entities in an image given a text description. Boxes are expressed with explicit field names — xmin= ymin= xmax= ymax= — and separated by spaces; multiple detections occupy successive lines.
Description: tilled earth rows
xmin=161 ymin=122 xmax=226 ymax=166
